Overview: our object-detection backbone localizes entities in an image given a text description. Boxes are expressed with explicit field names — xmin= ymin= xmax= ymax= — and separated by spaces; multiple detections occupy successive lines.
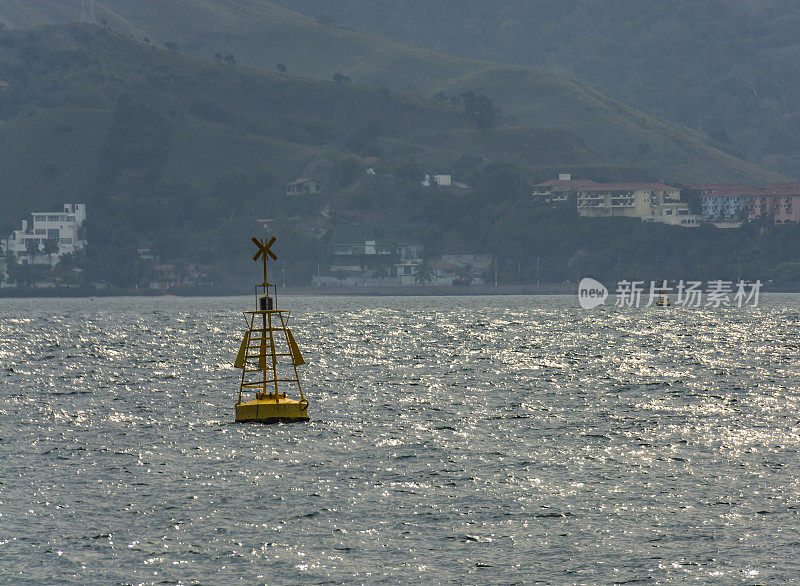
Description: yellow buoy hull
xmin=235 ymin=396 xmax=309 ymax=424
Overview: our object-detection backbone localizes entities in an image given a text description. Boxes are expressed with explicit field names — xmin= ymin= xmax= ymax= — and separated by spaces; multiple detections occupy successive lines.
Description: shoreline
xmin=2 ymin=282 xmax=798 ymax=299
xmin=0 ymin=283 xmax=578 ymax=298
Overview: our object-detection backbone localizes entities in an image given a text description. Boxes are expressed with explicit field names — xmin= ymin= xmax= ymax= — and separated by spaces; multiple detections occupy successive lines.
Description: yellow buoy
xmin=234 ymin=235 xmax=309 ymax=423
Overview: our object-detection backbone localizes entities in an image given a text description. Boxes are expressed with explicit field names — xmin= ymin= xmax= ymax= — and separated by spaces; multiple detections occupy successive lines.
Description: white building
xmin=1 ymin=203 xmax=87 ymax=266
xmin=422 ymin=174 xmax=452 ymax=187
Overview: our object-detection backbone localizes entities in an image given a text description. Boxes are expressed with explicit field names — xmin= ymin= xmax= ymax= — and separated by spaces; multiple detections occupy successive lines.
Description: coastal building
xmin=747 ymin=183 xmax=800 ymax=224
xmin=313 ymin=226 xmax=423 ymax=286
xmin=576 ymin=182 xmax=699 ymax=226
xmin=433 ymin=254 xmax=493 ymax=285
xmin=314 ymin=227 xmax=491 ymax=287
xmin=531 ymin=174 xmax=600 ymax=206
xmin=1 ymin=203 xmax=87 ymax=266
xmin=651 ymin=201 xmax=701 ymax=227
xmin=693 ymin=184 xmax=751 ymax=224
xmin=533 ymin=175 xmax=698 ymax=225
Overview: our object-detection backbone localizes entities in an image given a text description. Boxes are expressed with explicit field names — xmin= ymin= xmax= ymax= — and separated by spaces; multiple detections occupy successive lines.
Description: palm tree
xmin=414 ymin=261 xmax=435 ymax=286
xmin=373 ymin=265 xmax=388 ymax=286
xmin=43 ymin=238 xmax=59 ymax=266
xmin=25 ymin=239 xmax=40 ymax=263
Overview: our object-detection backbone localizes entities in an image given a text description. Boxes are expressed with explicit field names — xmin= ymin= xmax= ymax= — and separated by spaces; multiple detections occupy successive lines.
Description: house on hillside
xmin=532 ymin=174 xmax=601 ymax=207
xmin=534 ymin=174 xmax=701 ymax=226
xmin=531 ymin=173 xmax=700 ymax=228
xmin=747 ymin=183 xmax=800 ymax=224
xmin=1 ymin=203 xmax=87 ymax=267
xmin=422 ymin=174 xmax=451 ymax=187
xmin=0 ymin=81 xmax=12 ymax=90
xmin=651 ymin=202 xmax=701 ymax=227
xmin=576 ymin=182 xmax=681 ymax=219
xmin=693 ymin=184 xmax=752 ymax=225
xmin=285 ymin=178 xmax=323 ymax=195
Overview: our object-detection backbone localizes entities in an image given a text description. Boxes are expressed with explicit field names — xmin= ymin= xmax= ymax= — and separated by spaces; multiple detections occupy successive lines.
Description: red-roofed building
xmin=532 ymin=175 xmax=601 ymax=206
xmin=533 ymin=175 xmax=699 ymax=226
xmin=747 ymin=183 xmax=800 ymax=223
xmin=693 ymin=184 xmax=756 ymax=222
xmin=691 ymin=184 xmax=751 ymax=195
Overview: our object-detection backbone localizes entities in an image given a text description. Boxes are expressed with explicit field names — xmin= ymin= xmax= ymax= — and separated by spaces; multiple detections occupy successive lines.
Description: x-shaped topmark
xmin=252 ymin=236 xmax=277 ymax=262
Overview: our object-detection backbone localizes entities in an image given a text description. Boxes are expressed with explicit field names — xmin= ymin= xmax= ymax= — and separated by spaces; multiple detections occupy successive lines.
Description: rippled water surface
xmin=2 ymin=295 xmax=800 ymax=584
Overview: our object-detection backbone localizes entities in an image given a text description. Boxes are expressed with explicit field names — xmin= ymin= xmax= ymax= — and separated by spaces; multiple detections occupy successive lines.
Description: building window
xmin=47 ymin=229 xmax=60 ymax=240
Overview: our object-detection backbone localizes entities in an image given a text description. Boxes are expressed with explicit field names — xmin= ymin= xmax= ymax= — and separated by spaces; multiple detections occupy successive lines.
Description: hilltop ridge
xmin=0 ymin=0 xmax=785 ymax=185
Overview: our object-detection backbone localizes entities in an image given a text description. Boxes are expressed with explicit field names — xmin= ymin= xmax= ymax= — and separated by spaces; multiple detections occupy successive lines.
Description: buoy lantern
xmin=233 ymin=236 xmax=309 ymax=423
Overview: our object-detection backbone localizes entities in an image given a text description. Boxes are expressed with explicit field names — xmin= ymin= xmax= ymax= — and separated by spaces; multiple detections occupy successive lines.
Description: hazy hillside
xmin=272 ymin=0 xmax=800 ymax=179
xmin=0 ymin=0 xmax=784 ymax=185
xmin=0 ymin=24 xmax=621 ymax=236
xmin=0 ymin=23 xmax=618 ymax=275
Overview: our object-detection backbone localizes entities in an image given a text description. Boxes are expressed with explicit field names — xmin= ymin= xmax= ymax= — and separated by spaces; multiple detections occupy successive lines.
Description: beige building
xmin=576 ymin=182 xmax=681 ymax=218
xmin=533 ymin=177 xmax=700 ymax=226
xmin=651 ymin=201 xmax=701 ymax=227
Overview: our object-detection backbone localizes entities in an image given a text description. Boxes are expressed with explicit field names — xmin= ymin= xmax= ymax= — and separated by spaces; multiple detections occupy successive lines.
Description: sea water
xmin=1 ymin=295 xmax=799 ymax=583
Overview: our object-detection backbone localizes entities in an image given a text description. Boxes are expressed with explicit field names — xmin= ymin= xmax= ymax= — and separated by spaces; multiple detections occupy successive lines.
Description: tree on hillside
xmin=462 ymin=91 xmax=499 ymax=129
xmin=276 ymin=63 xmax=287 ymax=74
xmin=224 ymin=54 xmax=237 ymax=65
xmin=332 ymin=72 xmax=351 ymax=85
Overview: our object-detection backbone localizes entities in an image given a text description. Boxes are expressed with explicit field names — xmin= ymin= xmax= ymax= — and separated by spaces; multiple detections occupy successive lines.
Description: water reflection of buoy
xmin=233 ymin=235 xmax=309 ymax=423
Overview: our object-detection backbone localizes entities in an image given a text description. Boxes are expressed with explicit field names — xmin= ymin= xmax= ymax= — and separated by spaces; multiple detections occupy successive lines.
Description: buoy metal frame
xmin=234 ymin=236 xmax=309 ymax=423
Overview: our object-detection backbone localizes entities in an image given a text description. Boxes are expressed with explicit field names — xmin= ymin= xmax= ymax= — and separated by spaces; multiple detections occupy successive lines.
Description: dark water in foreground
xmin=1 ymin=295 xmax=800 ymax=584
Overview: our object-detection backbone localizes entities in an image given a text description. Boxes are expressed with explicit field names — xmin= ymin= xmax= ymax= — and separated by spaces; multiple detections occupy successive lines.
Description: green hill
xmin=269 ymin=0 xmax=800 ymax=179
xmin=0 ymin=0 xmax=785 ymax=184
xmin=0 ymin=24 xmax=602 ymax=262
xmin=0 ymin=19 xmax=797 ymax=288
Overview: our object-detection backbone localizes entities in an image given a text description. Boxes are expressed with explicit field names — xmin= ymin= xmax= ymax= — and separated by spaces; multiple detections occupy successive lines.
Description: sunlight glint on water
xmin=1 ymin=295 xmax=799 ymax=583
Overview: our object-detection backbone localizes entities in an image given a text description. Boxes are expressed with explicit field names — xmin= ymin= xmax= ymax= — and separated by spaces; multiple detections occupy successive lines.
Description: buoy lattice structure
xmin=234 ymin=236 xmax=309 ymax=423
